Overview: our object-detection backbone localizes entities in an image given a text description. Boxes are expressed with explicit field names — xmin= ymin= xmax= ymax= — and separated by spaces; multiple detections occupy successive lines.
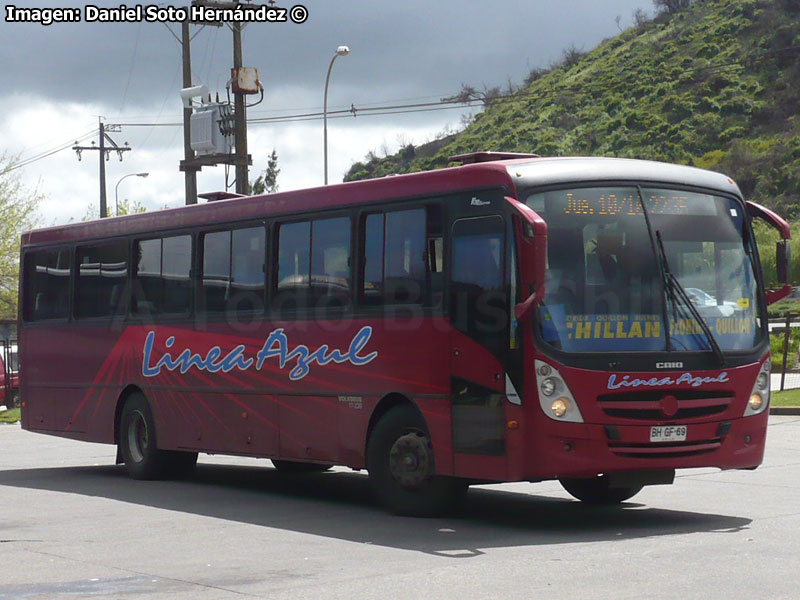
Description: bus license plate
xmin=650 ymin=425 xmax=687 ymax=442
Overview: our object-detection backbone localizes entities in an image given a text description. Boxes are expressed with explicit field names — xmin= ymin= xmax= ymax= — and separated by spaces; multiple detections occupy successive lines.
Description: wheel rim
xmin=127 ymin=410 xmax=148 ymax=463
xmin=388 ymin=431 xmax=432 ymax=489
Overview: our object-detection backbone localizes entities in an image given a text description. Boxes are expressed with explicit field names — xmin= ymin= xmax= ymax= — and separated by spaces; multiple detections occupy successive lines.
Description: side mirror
xmin=505 ymin=197 xmax=547 ymax=322
xmin=777 ymin=240 xmax=790 ymax=285
xmin=747 ymin=201 xmax=792 ymax=305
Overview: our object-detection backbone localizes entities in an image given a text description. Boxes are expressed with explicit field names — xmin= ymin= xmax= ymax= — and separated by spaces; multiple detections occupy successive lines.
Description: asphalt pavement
xmin=0 ymin=418 xmax=798 ymax=599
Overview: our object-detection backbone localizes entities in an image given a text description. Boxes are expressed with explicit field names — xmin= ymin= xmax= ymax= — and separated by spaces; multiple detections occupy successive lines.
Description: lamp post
xmin=323 ymin=45 xmax=350 ymax=185
xmin=114 ymin=172 xmax=149 ymax=216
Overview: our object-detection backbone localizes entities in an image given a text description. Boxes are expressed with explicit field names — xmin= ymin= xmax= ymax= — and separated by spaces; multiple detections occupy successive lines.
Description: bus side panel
xmin=21 ymin=325 xmax=123 ymax=442
xmin=148 ymin=388 xmax=279 ymax=456
xmin=278 ymin=394 xmax=340 ymax=462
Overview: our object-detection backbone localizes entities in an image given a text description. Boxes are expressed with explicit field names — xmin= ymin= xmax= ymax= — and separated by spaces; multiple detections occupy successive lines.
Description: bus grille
xmin=597 ymin=390 xmax=733 ymax=421
xmin=609 ymin=439 xmax=722 ymax=458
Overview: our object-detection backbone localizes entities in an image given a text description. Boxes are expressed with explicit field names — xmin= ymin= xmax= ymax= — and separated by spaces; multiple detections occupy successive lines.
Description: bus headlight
xmin=535 ymin=360 xmax=584 ymax=423
xmin=538 ymin=364 xmax=552 ymax=377
xmin=756 ymin=372 xmax=768 ymax=390
xmin=743 ymin=359 xmax=770 ymax=417
xmin=541 ymin=378 xmax=556 ymax=397
xmin=552 ymin=397 xmax=569 ymax=418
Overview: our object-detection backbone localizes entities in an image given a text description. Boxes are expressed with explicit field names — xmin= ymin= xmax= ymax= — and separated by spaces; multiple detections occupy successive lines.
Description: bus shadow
xmin=0 ymin=462 xmax=751 ymax=557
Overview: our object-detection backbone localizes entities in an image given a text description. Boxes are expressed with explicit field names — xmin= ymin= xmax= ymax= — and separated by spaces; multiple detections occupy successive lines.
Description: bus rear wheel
xmin=272 ymin=460 xmax=332 ymax=473
xmin=366 ymin=404 xmax=467 ymax=517
xmin=119 ymin=393 xmax=197 ymax=480
xmin=559 ymin=477 xmax=643 ymax=505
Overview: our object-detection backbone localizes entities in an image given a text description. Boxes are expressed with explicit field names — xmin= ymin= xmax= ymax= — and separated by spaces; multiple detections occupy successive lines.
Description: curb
xmin=770 ymin=407 xmax=800 ymax=415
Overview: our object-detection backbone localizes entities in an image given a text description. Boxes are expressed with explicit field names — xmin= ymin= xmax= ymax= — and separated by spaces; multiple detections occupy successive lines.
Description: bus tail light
xmin=535 ymin=360 xmax=584 ymax=423
xmin=743 ymin=359 xmax=770 ymax=417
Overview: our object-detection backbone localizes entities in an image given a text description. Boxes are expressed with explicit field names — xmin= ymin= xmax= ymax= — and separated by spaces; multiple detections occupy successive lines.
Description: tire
xmin=560 ymin=477 xmax=643 ymax=505
xmin=119 ymin=393 xmax=197 ymax=480
xmin=366 ymin=404 xmax=468 ymax=517
xmin=9 ymin=389 xmax=20 ymax=409
xmin=272 ymin=460 xmax=332 ymax=474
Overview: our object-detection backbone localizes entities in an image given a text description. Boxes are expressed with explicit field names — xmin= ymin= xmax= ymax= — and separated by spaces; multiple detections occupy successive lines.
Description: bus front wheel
xmin=119 ymin=393 xmax=197 ymax=480
xmin=559 ymin=477 xmax=643 ymax=505
xmin=366 ymin=404 xmax=467 ymax=517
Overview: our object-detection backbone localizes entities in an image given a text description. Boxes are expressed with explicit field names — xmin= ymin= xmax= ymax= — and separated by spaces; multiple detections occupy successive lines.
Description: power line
xmin=4 ymin=129 xmax=99 ymax=173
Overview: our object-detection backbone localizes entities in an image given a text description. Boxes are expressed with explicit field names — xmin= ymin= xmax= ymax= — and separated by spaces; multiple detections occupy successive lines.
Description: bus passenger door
xmin=449 ymin=211 xmax=509 ymax=477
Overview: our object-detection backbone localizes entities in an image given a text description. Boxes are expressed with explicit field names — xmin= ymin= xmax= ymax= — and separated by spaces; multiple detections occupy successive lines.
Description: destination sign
xmin=527 ymin=188 xmax=722 ymax=219
xmin=560 ymin=190 xmax=716 ymax=217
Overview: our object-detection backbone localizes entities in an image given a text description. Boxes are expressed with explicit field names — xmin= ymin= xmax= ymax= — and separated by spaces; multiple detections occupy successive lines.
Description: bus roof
xmin=22 ymin=156 xmax=741 ymax=247
xmin=506 ymin=156 xmax=742 ymax=196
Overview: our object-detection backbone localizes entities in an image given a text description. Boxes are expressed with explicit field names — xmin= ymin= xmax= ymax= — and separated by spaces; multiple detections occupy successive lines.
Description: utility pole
xmin=179 ymin=0 xmax=254 ymax=201
xmin=73 ymin=119 xmax=131 ymax=218
xmin=181 ymin=19 xmax=199 ymax=205
xmin=232 ymin=20 xmax=248 ymax=195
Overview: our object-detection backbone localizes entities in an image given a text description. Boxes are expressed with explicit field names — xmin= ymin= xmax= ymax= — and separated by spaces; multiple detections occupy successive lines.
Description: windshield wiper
xmin=636 ymin=186 xmax=673 ymax=352
xmin=636 ymin=187 xmax=725 ymax=366
xmin=656 ymin=231 xmax=725 ymax=366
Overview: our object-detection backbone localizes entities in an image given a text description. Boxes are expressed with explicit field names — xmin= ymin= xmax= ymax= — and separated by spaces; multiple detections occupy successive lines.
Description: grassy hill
xmin=345 ymin=0 xmax=800 ymax=218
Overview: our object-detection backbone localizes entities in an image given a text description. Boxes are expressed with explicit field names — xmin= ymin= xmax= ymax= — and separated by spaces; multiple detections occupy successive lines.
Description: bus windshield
xmin=526 ymin=186 xmax=763 ymax=354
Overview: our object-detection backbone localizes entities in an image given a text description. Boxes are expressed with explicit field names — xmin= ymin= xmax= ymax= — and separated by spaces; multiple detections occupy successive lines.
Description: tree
xmin=81 ymin=197 xmax=146 ymax=221
xmin=251 ymin=149 xmax=280 ymax=195
xmin=441 ymin=84 xmax=503 ymax=108
xmin=0 ymin=154 xmax=42 ymax=319
xmin=653 ymin=0 xmax=693 ymax=14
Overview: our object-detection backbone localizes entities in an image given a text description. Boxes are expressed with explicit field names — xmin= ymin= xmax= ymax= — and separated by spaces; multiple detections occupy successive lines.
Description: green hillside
xmin=345 ymin=0 xmax=800 ymax=218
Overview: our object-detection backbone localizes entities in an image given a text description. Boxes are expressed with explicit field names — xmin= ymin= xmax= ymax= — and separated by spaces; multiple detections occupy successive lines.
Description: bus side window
xmin=310 ymin=217 xmax=351 ymax=309
xmin=202 ymin=230 xmax=232 ymax=313
xmin=385 ymin=209 xmax=426 ymax=305
xmin=362 ymin=214 xmax=384 ymax=306
xmin=450 ymin=215 xmax=507 ymax=354
xmin=23 ymin=249 xmax=71 ymax=321
xmin=427 ymin=205 xmax=444 ymax=307
xmin=275 ymin=217 xmax=351 ymax=314
xmin=133 ymin=235 xmax=192 ymax=316
xmin=231 ymin=226 xmax=266 ymax=311
xmin=275 ymin=221 xmax=311 ymax=312
xmin=75 ymin=241 xmax=129 ymax=319
xmin=360 ymin=206 xmax=441 ymax=308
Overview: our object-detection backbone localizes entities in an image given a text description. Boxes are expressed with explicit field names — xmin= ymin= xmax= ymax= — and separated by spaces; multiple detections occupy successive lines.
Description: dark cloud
xmin=1 ymin=0 xmax=652 ymax=113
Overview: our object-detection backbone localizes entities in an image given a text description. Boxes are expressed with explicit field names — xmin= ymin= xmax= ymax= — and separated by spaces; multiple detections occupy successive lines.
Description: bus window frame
xmin=21 ymin=245 xmax=75 ymax=325
xmin=355 ymin=198 xmax=447 ymax=314
xmin=73 ymin=239 xmax=131 ymax=322
xmin=269 ymin=209 xmax=357 ymax=321
xmin=130 ymin=232 xmax=196 ymax=321
xmin=196 ymin=220 xmax=268 ymax=319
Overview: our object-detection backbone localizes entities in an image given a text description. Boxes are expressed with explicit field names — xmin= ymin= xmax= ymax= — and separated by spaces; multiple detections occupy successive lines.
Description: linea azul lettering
xmin=143 ymin=326 xmax=378 ymax=381
xmin=608 ymin=371 xmax=729 ymax=389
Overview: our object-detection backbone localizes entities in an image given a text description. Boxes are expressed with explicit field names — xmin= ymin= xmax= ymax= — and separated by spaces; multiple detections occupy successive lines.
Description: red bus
xmin=19 ymin=153 xmax=791 ymax=515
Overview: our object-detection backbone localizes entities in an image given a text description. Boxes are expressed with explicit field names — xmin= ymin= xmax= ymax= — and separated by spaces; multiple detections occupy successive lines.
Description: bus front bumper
xmin=534 ymin=411 xmax=769 ymax=480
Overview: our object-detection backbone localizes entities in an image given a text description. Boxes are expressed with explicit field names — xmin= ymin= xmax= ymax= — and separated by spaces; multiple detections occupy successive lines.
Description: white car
xmin=685 ymin=287 xmax=736 ymax=316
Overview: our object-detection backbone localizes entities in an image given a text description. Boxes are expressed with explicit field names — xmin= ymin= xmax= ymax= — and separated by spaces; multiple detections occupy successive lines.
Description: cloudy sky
xmin=1 ymin=0 xmax=653 ymax=224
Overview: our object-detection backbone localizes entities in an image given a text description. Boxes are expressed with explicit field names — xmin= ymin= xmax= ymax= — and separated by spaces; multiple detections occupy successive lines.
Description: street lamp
xmin=323 ymin=45 xmax=350 ymax=185
xmin=114 ymin=172 xmax=149 ymax=216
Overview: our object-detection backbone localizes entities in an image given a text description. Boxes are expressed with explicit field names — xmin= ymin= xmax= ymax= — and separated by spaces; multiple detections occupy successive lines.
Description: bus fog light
xmin=552 ymin=397 xmax=569 ymax=418
xmin=749 ymin=393 xmax=763 ymax=411
xmin=541 ymin=378 xmax=556 ymax=397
